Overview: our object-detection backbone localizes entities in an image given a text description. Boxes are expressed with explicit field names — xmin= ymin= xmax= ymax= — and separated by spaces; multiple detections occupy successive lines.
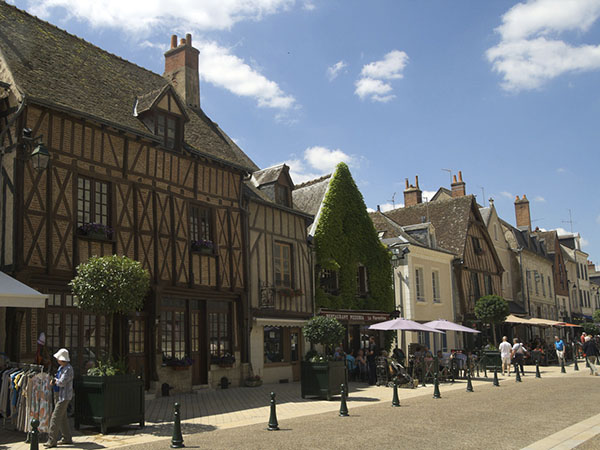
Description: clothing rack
xmin=7 ymin=362 xmax=44 ymax=373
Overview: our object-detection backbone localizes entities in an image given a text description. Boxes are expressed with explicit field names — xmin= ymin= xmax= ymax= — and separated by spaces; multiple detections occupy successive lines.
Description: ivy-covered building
xmin=292 ymin=163 xmax=393 ymax=352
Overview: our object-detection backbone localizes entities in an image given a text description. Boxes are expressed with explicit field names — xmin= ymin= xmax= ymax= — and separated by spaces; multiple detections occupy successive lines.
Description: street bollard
xmin=170 ymin=402 xmax=184 ymax=448
xmin=466 ymin=369 xmax=473 ymax=392
xmin=392 ymin=381 xmax=400 ymax=407
xmin=433 ymin=373 xmax=441 ymax=399
xmin=561 ymin=358 xmax=566 ymax=374
xmin=484 ymin=365 xmax=487 ymax=379
xmin=574 ymin=357 xmax=579 ymax=371
xmin=535 ymin=360 xmax=541 ymax=378
xmin=339 ymin=384 xmax=349 ymax=417
xmin=267 ymin=392 xmax=280 ymax=430
xmin=29 ymin=419 xmax=39 ymax=450
xmin=493 ymin=367 xmax=499 ymax=387
xmin=586 ymin=357 xmax=590 ymax=368
xmin=476 ymin=363 xmax=480 ymax=378
xmin=515 ymin=363 xmax=522 ymax=382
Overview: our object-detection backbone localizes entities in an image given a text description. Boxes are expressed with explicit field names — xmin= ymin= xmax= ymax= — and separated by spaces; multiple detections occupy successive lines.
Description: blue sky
xmin=10 ymin=0 xmax=600 ymax=264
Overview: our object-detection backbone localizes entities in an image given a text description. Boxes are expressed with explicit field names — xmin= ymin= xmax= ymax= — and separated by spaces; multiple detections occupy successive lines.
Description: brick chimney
xmin=404 ymin=176 xmax=422 ymax=207
xmin=164 ymin=33 xmax=200 ymax=109
xmin=451 ymin=171 xmax=466 ymax=197
xmin=514 ymin=194 xmax=531 ymax=231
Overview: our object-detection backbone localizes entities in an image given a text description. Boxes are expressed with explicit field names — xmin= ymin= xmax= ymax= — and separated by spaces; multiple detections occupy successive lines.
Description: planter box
xmin=74 ymin=374 xmax=144 ymax=434
xmin=300 ymin=361 xmax=347 ymax=401
xmin=244 ymin=379 xmax=263 ymax=387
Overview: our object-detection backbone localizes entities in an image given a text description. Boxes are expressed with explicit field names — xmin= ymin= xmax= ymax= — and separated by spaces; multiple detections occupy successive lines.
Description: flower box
xmin=78 ymin=223 xmax=113 ymax=240
xmin=191 ymin=239 xmax=214 ymax=253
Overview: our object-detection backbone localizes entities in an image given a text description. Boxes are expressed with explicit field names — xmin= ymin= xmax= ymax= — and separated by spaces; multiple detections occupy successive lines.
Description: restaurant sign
xmin=319 ymin=310 xmax=390 ymax=323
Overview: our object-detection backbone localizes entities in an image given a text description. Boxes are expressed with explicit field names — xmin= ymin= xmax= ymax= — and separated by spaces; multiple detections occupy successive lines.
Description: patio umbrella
xmin=424 ymin=319 xmax=481 ymax=334
xmin=369 ymin=318 xmax=444 ymax=333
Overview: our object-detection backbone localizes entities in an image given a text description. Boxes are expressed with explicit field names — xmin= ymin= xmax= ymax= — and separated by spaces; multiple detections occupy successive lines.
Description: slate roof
xmin=0 ymin=2 xmax=258 ymax=172
xmin=384 ymin=195 xmax=476 ymax=256
xmin=252 ymin=164 xmax=287 ymax=187
xmin=292 ymin=175 xmax=332 ymax=217
xmin=369 ymin=211 xmax=418 ymax=245
xmin=534 ymin=230 xmax=559 ymax=254
xmin=479 ymin=207 xmax=492 ymax=226
xmin=243 ymin=181 xmax=312 ymax=219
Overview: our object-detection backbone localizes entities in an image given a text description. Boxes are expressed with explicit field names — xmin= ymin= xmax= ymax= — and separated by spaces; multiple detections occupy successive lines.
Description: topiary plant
xmin=474 ymin=295 xmax=510 ymax=345
xmin=70 ymin=255 xmax=150 ymax=361
xmin=303 ymin=316 xmax=345 ymax=360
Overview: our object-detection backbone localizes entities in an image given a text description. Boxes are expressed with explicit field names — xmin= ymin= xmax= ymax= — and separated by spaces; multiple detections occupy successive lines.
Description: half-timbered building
xmin=385 ymin=175 xmax=504 ymax=331
xmin=0 ymin=3 xmax=258 ymax=391
xmin=244 ymin=164 xmax=314 ymax=383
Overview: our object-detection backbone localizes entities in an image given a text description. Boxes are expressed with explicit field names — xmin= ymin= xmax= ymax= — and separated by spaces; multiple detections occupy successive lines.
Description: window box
xmin=78 ymin=223 xmax=113 ymax=240
xmin=191 ymin=239 xmax=214 ymax=254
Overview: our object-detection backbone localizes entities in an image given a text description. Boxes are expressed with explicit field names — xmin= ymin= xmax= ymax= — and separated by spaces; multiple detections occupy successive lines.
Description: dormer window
xmin=142 ymin=112 xmax=180 ymax=150
xmin=275 ymin=184 xmax=290 ymax=207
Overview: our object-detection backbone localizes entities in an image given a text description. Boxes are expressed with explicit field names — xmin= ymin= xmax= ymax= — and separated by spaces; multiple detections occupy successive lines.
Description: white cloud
xmin=534 ymin=196 xmax=546 ymax=202
xmin=422 ymin=190 xmax=438 ymax=202
xmin=27 ymin=0 xmax=295 ymax=33
xmin=500 ymin=191 xmax=514 ymax=199
xmin=327 ymin=60 xmax=348 ymax=81
xmin=554 ymin=227 xmax=572 ymax=236
xmin=303 ymin=1 xmax=316 ymax=11
xmin=486 ymin=0 xmax=600 ymax=91
xmin=198 ymin=41 xmax=295 ymax=110
xmin=281 ymin=146 xmax=357 ymax=184
xmin=355 ymin=50 xmax=408 ymax=102
xmin=557 ymin=167 xmax=567 ymax=173
xmin=376 ymin=203 xmax=400 ymax=212
xmin=581 ymin=236 xmax=590 ymax=247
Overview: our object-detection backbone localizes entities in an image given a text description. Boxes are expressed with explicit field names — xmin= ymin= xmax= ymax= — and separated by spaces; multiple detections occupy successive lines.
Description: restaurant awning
xmin=528 ymin=318 xmax=562 ymax=327
xmin=253 ymin=318 xmax=309 ymax=328
xmin=0 ymin=271 xmax=47 ymax=308
xmin=505 ymin=314 xmax=531 ymax=324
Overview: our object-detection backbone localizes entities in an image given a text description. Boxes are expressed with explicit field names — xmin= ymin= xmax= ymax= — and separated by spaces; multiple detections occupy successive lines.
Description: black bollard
xmin=476 ymin=362 xmax=480 ymax=378
xmin=466 ymin=369 xmax=474 ymax=392
xmin=433 ymin=373 xmax=441 ymax=399
xmin=29 ymin=419 xmax=39 ymax=450
xmin=484 ymin=365 xmax=487 ymax=378
xmin=170 ymin=402 xmax=184 ymax=448
xmin=339 ymin=384 xmax=349 ymax=417
xmin=515 ymin=363 xmax=522 ymax=382
xmin=536 ymin=360 xmax=541 ymax=378
xmin=574 ymin=356 xmax=579 ymax=371
xmin=392 ymin=381 xmax=400 ymax=407
xmin=493 ymin=367 xmax=499 ymax=387
xmin=267 ymin=392 xmax=280 ymax=430
xmin=561 ymin=358 xmax=566 ymax=373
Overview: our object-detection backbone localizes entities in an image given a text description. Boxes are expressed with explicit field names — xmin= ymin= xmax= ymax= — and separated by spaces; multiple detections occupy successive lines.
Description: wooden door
xmin=290 ymin=328 xmax=301 ymax=382
xmin=190 ymin=302 xmax=208 ymax=385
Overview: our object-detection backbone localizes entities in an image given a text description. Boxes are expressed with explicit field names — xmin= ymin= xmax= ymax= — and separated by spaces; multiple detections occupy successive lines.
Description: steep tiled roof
xmin=292 ymin=175 xmax=331 ymax=216
xmin=0 ymin=2 xmax=257 ymax=172
xmin=385 ymin=195 xmax=475 ymax=256
xmin=369 ymin=211 xmax=418 ymax=244
xmin=252 ymin=164 xmax=287 ymax=187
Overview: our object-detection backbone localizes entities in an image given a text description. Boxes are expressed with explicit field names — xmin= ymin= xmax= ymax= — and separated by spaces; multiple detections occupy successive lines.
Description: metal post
xmin=170 ymin=402 xmax=184 ymax=448
xmin=392 ymin=381 xmax=400 ymax=407
xmin=561 ymin=357 xmax=566 ymax=374
xmin=535 ymin=360 xmax=541 ymax=378
xmin=515 ymin=362 xmax=522 ymax=382
xmin=433 ymin=373 xmax=441 ymax=399
xmin=339 ymin=384 xmax=349 ymax=417
xmin=493 ymin=366 xmax=499 ymax=386
xmin=574 ymin=355 xmax=579 ymax=371
xmin=466 ymin=368 xmax=473 ymax=392
xmin=29 ymin=419 xmax=39 ymax=450
xmin=268 ymin=392 xmax=280 ymax=430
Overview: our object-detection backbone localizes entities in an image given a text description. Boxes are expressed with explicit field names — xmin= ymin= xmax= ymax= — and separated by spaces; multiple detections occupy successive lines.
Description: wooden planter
xmin=74 ymin=374 xmax=144 ymax=434
xmin=300 ymin=361 xmax=347 ymax=401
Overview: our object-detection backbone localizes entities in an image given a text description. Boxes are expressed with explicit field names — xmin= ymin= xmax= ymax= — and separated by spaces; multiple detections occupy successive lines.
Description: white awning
xmin=0 ymin=271 xmax=47 ymax=308
xmin=254 ymin=317 xmax=308 ymax=328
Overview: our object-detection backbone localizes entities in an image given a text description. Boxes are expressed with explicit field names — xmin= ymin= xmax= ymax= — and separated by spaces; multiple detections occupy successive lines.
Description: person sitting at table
xmin=346 ymin=350 xmax=357 ymax=381
xmin=356 ymin=349 xmax=367 ymax=382
xmin=423 ymin=346 xmax=433 ymax=360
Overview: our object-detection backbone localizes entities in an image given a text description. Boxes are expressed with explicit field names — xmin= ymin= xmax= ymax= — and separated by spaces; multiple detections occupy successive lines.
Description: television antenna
xmin=388 ymin=192 xmax=397 ymax=209
xmin=562 ymin=209 xmax=575 ymax=233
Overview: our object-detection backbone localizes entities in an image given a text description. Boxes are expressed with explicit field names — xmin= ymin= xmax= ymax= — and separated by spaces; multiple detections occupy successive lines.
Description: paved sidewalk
xmin=523 ymin=412 xmax=600 ymax=450
xmin=0 ymin=362 xmax=590 ymax=449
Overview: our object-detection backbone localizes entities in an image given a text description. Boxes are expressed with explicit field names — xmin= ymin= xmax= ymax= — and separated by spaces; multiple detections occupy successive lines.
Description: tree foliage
xmin=70 ymin=255 xmax=150 ymax=315
xmin=303 ymin=316 xmax=345 ymax=348
xmin=474 ymin=295 xmax=510 ymax=343
xmin=593 ymin=309 xmax=600 ymax=324
xmin=314 ymin=162 xmax=393 ymax=312
xmin=582 ymin=322 xmax=599 ymax=336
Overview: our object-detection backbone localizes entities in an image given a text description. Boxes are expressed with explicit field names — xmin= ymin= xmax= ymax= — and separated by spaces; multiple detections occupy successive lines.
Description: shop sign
xmin=320 ymin=310 xmax=390 ymax=323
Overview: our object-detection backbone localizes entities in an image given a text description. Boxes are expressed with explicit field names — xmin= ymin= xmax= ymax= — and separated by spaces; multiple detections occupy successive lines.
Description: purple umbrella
xmin=424 ymin=319 xmax=480 ymax=334
xmin=369 ymin=318 xmax=445 ymax=333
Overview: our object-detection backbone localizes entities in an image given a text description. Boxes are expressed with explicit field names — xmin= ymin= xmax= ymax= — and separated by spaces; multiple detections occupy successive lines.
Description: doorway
xmin=289 ymin=328 xmax=301 ymax=381
xmin=190 ymin=301 xmax=208 ymax=385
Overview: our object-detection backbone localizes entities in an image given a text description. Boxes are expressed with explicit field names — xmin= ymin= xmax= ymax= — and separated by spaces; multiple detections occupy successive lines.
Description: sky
xmin=9 ymin=0 xmax=600 ymax=265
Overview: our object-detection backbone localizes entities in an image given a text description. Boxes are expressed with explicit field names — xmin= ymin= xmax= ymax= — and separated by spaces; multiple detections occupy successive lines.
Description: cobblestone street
xmin=1 ymin=363 xmax=599 ymax=449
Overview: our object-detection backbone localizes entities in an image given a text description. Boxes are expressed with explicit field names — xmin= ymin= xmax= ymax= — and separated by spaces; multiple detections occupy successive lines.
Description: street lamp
xmin=21 ymin=128 xmax=50 ymax=170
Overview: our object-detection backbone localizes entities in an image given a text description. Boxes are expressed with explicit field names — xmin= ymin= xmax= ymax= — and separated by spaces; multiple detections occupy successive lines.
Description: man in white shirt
xmin=499 ymin=336 xmax=512 ymax=376
xmin=511 ymin=338 xmax=526 ymax=376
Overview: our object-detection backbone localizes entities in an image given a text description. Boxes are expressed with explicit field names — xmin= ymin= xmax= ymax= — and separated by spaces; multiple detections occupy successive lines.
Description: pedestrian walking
xmin=44 ymin=348 xmax=74 ymax=448
xmin=511 ymin=338 xmax=526 ymax=376
xmin=554 ymin=336 xmax=565 ymax=366
xmin=583 ymin=336 xmax=599 ymax=376
xmin=367 ymin=336 xmax=378 ymax=385
xmin=499 ymin=336 xmax=512 ymax=376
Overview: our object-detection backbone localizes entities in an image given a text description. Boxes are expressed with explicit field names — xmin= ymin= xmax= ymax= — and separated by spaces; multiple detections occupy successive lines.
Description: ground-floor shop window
xmin=264 ymin=326 xmax=284 ymax=363
xmin=208 ymin=302 xmax=231 ymax=363
xmin=128 ymin=317 xmax=145 ymax=354
xmin=161 ymin=310 xmax=186 ymax=360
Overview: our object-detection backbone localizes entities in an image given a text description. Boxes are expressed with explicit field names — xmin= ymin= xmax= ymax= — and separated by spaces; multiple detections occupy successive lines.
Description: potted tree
xmin=475 ymin=295 xmax=510 ymax=372
xmin=301 ymin=316 xmax=346 ymax=400
xmin=70 ymin=255 xmax=150 ymax=434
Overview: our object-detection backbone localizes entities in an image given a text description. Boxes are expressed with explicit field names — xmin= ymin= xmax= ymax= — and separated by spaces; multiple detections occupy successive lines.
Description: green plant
xmin=474 ymin=295 xmax=510 ymax=344
xmin=303 ymin=316 xmax=345 ymax=356
xmin=314 ymin=163 xmax=393 ymax=313
xmin=86 ymin=358 xmax=127 ymax=377
xmin=70 ymin=255 xmax=150 ymax=360
xmin=582 ymin=322 xmax=599 ymax=336
xmin=593 ymin=309 xmax=600 ymax=324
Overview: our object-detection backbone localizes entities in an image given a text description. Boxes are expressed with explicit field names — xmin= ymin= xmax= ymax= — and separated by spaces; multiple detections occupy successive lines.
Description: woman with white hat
xmin=44 ymin=348 xmax=74 ymax=448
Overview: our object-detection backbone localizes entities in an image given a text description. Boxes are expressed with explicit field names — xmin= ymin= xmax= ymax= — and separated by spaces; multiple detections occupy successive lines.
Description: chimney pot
xmin=170 ymin=35 xmax=177 ymax=49
xmin=186 ymin=33 xmax=192 ymax=46
xmin=415 ymin=175 xmax=419 ymax=188
xmin=377 ymin=205 xmax=381 ymax=212
xmin=515 ymin=193 xmax=531 ymax=231
xmin=403 ymin=175 xmax=422 ymax=207
xmin=405 ymin=178 xmax=409 ymax=189
xmin=515 ymin=195 xmax=520 ymax=201
xmin=453 ymin=175 xmax=457 ymax=183
xmin=458 ymin=170 xmax=463 ymax=182
xmin=164 ymin=32 xmax=201 ymax=109
xmin=180 ymin=38 xmax=186 ymax=45
xmin=451 ymin=170 xmax=466 ymax=197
